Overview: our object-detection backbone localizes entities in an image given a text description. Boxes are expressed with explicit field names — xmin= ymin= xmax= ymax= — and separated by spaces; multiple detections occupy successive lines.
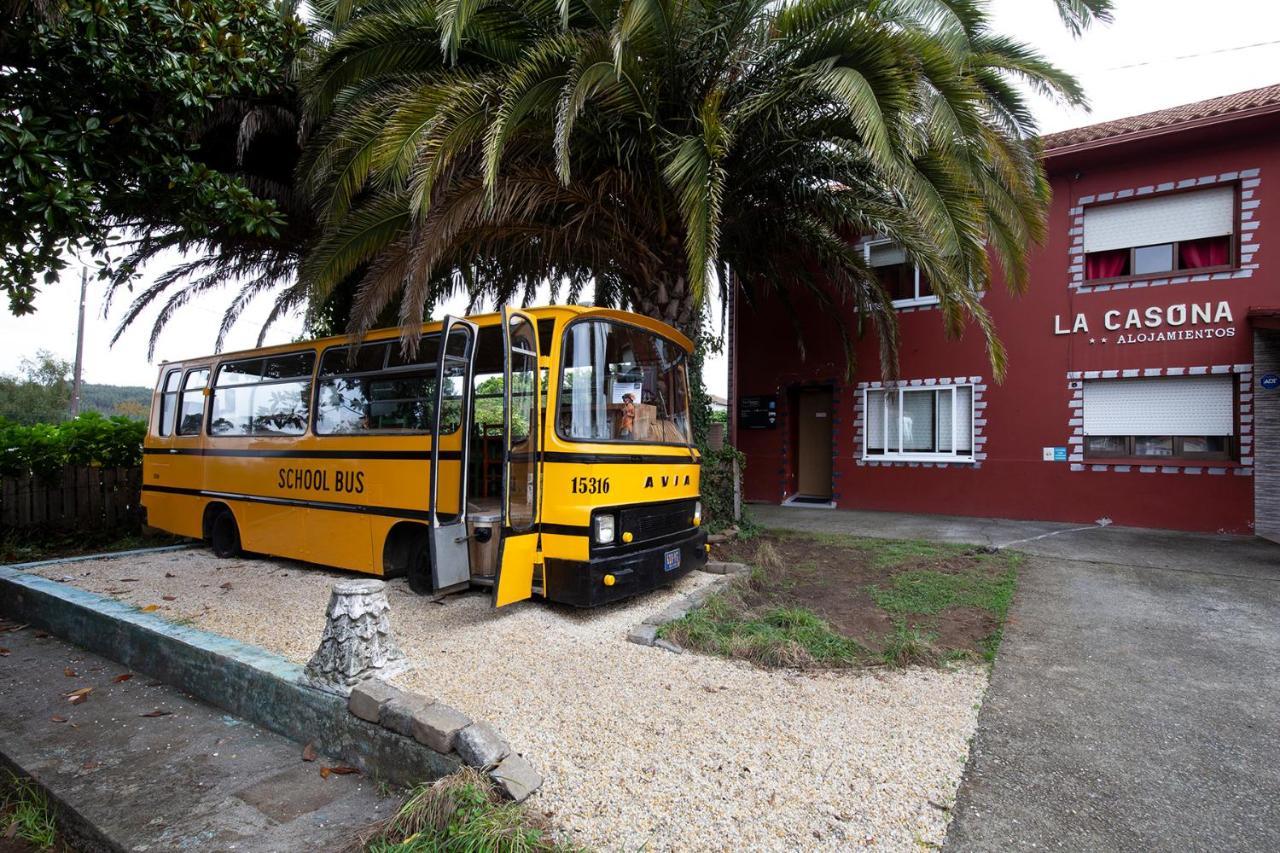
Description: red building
xmin=730 ymin=84 xmax=1280 ymax=536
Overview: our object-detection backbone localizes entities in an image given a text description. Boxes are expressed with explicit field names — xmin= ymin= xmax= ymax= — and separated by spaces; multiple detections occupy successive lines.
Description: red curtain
xmin=1085 ymin=249 xmax=1128 ymax=281
xmin=1179 ymin=236 xmax=1230 ymax=270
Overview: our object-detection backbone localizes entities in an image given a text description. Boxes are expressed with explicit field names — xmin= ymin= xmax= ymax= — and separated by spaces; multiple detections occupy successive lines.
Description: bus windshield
xmin=558 ymin=319 xmax=691 ymax=445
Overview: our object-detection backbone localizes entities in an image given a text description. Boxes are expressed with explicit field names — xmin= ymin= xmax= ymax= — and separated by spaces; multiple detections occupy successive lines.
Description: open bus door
xmin=427 ymin=316 xmax=479 ymax=593
xmin=493 ymin=308 xmax=542 ymax=607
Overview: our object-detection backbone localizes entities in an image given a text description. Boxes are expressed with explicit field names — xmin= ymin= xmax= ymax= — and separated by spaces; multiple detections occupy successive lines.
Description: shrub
xmin=0 ymin=412 xmax=145 ymax=480
xmin=699 ymin=443 xmax=743 ymax=531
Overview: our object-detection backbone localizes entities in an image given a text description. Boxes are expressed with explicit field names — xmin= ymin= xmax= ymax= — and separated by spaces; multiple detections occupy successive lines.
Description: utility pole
xmin=70 ymin=266 xmax=87 ymax=418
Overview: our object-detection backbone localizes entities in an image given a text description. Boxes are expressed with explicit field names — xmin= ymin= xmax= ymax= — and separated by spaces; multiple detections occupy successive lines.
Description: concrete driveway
xmin=753 ymin=506 xmax=1280 ymax=851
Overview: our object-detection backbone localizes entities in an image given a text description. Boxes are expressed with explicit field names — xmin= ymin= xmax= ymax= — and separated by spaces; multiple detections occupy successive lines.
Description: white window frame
xmin=862 ymin=238 xmax=938 ymax=309
xmin=862 ymin=384 xmax=975 ymax=463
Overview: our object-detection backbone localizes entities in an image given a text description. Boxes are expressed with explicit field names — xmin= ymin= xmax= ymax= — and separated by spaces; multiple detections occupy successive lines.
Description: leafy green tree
xmin=0 ymin=351 xmax=73 ymax=424
xmin=77 ymin=384 xmax=152 ymax=416
xmin=297 ymin=0 xmax=1110 ymax=379
xmin=0 ymin=0 xmax=309 ymax=332
xmin=111 ymin=399 xmax=151 ymax=419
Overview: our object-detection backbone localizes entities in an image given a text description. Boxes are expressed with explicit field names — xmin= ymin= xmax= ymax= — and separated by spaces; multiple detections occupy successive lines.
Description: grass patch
xmin=867 ymin=555 xmax=1020 ymax=662
xmin=680 ymin=532 xmax=1022 ymax=669
xmin=659 ymin=596 xmax=868 ymax=668
xmin=869 ymin=560 xmax=1018 ymax=616
xmin=879 ymin=621 xmax=940 ymax=668
xmin=1 ymin=772 xmax=58 ymax=850
xmin=355 ymin=767 xmax=577 ymax=853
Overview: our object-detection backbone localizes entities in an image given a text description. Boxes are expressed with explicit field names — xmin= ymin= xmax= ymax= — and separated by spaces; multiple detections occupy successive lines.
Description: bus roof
xmin=153 ymin=305 xmax=693 ymax=369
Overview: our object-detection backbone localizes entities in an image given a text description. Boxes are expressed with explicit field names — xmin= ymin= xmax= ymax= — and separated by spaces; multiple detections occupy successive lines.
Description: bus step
xmin=427 ymin=581 xmax=471 ymax=601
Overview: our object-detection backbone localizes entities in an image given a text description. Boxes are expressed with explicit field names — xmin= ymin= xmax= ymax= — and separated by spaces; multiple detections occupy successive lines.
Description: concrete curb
xmin=703 ymin=560 xmax=750 ymax=575
xmin=626 ymin=566 xmax=748 ymax=653
xmin=0 ymin=749 xmax=115 ymax=853
xmin=0 ymin=565 xmax=458 ymax=788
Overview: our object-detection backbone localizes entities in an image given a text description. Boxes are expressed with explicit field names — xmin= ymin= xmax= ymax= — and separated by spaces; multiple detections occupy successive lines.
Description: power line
xmin=1105 ymin=38 xmax=1280 ymax=71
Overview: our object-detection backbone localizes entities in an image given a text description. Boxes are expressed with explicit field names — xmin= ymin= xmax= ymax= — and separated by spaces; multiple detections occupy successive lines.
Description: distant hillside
xmin=81 ymin=383 xmax=151 ymax=417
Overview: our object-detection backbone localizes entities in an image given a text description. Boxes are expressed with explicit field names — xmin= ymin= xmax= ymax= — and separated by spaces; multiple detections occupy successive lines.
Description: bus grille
xmin=620 ymin=500 xmax=696 ymax=543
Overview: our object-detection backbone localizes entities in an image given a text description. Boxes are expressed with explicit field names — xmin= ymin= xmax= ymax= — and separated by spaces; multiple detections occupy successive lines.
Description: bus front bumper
xmin=542 ymin=527 xmax=708 ymax=608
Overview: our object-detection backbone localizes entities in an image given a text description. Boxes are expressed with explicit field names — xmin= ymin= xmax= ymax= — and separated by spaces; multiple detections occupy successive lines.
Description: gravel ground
xmin=29 ymin=547 xmax=987 ymax=851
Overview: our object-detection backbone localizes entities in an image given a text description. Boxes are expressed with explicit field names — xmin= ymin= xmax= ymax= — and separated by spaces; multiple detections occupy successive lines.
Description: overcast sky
xmin=4 ymin=0 xmax=1280 ymax=396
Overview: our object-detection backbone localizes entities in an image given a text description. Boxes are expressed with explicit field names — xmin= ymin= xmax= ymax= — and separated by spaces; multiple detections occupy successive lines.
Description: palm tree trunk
xmin=629 ymin=272 xmax=699 ymax=340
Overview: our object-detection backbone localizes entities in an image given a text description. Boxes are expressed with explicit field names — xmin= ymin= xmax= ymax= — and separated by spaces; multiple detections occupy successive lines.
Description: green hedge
xmin=0 ymin=412 xmax=146 ymax=480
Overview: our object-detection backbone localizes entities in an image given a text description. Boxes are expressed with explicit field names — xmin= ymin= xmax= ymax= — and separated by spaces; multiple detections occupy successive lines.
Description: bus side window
xmin=210 ymin=353 xmax=314 ymax=437
xmin=157 ymin=369 xmax=181 ymax=437
xmin=315 ymin=341 xmax=442 ymax=435
xmin=176 ymin=369 xmax=209 ymax=436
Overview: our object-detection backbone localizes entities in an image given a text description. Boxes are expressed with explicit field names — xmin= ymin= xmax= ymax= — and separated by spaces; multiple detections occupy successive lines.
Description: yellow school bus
xmin=141 ymin=306 xmax=706 ymax=607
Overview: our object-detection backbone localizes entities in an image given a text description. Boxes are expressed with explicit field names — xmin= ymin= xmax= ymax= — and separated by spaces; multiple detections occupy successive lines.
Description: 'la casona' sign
xmin=1053 ymin=300 xmax=1236 ymax=346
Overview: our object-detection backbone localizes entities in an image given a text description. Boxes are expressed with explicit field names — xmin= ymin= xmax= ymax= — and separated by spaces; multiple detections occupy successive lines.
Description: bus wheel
xmin=407 ymin=537 xmax=432 ymax=595
xmin=210 ymin=510 xmax=241 ymax=558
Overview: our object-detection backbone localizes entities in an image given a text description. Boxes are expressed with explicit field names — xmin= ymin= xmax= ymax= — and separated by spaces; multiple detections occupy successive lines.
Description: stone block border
xmin=0 ymin=564 xmax=541 ymax=800
xmin=347 ymin=679 xmax=541 ymax=801
xmin=701 ymin=560 xmax=751 ymax=575
xmin=627 ymin=563 xmax=749 ymax=653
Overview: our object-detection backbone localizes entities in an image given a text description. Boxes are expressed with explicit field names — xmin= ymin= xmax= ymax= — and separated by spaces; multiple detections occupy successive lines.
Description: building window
xmin=1082 ymin=185 xmax=1237 ymax=283
xmin=1081 ymin=375 xmax=1236 ymax=461
xmin=863 ymin=240 xmax=935 ymax=307
xmin=864 ymin=384 xmax=973 ymax=461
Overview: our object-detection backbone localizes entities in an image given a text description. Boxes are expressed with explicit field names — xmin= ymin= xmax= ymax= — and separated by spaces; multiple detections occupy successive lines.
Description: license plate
xmin=663 ymin=548 xmax=681 ymax=572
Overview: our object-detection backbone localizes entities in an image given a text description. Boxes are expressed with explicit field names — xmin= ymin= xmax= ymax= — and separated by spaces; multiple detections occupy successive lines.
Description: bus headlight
xmin=693 ymin=500 xmax=702 ymax=527
xmin=594 ymin=514 xmax=616 ymax=545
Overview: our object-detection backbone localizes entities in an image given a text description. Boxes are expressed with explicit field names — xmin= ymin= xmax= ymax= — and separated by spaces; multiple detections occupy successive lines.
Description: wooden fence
xmin=1 ymin=466 xmax=143 ymax=532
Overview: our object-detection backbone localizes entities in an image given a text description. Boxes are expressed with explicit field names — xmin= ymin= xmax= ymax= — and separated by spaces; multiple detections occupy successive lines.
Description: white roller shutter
xmin=1082 ymin=376 xmax=1234 ymax=436
xmin=1082 ymin=186 xmax=1235 ymax=253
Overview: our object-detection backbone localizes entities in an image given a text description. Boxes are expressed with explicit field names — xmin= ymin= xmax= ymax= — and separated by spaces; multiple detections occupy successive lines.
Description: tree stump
xmin=302 ymin=579 xmax=408 ymax=695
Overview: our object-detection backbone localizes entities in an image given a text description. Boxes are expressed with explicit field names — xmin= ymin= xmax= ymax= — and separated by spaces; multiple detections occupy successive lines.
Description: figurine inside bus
xmin=618 ymin=392 xmax=636 ymax=439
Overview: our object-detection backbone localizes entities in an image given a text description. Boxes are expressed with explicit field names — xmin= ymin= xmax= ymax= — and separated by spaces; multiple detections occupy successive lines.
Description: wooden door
xmin=796 ymin=388 xmax=833 ymax=498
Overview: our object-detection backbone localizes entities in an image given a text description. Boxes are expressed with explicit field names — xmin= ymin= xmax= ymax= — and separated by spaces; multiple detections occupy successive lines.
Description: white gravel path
xmin=30 ymin=547 xmax=987 ymax=851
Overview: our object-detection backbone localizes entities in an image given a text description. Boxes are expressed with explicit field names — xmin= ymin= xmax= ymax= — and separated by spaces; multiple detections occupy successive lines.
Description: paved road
xmin=754 ymin=506 xmax=1280 ymax=851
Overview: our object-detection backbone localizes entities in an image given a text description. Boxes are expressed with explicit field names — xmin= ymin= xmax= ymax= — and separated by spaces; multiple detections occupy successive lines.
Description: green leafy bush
xmin=0 ymin=412 xmax=145 ymax=479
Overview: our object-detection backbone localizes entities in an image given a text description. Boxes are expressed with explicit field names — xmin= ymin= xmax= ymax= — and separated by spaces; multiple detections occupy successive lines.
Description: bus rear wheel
xmin=407 ymin=537 xmax=432 ymax=595
xmin=210 ymin=509 xmax=241 ymax=558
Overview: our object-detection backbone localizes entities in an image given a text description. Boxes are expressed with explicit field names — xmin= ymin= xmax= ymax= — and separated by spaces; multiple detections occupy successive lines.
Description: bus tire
xmin=407 ymin=536 xmax=432 ymax=595
xmin=210 ymin=509 xmax=242 ymax=558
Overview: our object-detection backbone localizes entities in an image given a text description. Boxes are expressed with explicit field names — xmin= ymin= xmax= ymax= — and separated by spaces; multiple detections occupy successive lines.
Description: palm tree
xmin=296 ymin=0 xmax=1110 ymax=378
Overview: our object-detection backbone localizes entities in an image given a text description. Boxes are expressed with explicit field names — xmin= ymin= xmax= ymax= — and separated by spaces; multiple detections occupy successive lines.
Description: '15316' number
xmin=571 ymin=476 xmax=610 ymax=495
